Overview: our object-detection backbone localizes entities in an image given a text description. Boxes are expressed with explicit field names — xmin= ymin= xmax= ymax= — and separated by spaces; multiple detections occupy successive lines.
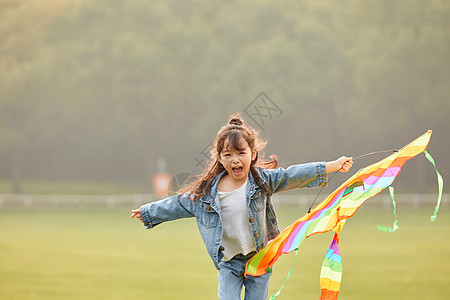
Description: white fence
xmin=271 ymin=193 xmax=449 ymax=210
xmin=0 ymin=193 xmax=447 ymax=210
xmin=0 ymin=194 xmax=155 ymax=210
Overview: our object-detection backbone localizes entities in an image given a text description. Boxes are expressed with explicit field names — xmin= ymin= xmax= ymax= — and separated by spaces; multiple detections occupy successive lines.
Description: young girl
xmin=131 ymin=113 xmax=352 ymax=300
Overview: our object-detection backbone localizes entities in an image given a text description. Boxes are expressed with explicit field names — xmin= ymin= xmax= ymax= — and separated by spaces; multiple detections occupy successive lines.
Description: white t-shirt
xmin=218 ymin=179 xmax=256 ymax=261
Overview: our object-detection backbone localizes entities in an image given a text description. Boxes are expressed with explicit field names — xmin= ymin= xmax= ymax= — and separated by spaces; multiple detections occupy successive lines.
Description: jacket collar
xmin=201 ymin=168 xmax=261 ymax=204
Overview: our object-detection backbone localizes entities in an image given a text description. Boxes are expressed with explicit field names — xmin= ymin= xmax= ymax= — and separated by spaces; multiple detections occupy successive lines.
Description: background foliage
xmin=1 ymin=0 xmax=449 ymax=193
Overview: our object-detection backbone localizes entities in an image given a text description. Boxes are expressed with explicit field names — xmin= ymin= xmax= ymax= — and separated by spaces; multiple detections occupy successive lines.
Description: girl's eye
xmin=224 ymin=154 xmax=231 ymax=157
xmin=240 ymin=152 xmax=246 ymax=155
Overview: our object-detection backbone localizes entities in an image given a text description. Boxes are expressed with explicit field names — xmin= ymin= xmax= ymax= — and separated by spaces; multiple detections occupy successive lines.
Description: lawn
xmin=0 ymin=207 xmax=449 ymax=299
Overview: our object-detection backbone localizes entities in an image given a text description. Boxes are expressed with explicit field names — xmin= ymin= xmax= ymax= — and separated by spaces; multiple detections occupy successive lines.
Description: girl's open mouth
xmin=232 ymin=167 xmax=243 ymax=176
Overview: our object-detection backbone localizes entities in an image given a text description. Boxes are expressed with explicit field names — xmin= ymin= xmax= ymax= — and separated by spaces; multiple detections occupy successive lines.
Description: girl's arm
xmin=261 ymin=156 xmax=353 ymax=194
xmin=131 ymin=193 xmax=196 ymax=229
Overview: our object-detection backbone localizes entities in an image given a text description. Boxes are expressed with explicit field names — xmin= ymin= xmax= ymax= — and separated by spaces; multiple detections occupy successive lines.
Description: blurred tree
xmin=0 ymin=0 xmax=71 ymax=192
xmin=0 ymin=0 xmax=448 ymax=193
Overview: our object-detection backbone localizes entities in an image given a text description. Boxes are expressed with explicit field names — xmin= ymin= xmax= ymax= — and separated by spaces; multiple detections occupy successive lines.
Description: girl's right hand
xmin=131 ymin=209 xmax=143 ymax=223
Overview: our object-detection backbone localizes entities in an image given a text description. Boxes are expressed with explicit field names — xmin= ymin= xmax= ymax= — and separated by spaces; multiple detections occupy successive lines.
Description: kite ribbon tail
xmin=320 ymin=233 xmax=342 ymax=300
xmin=377 ymin=186 xmax=399 ymax=233
xmin=269 ymin=249 xmax=299 ymax=300
xmin=424 ymin=150 xmax=444 ymax=221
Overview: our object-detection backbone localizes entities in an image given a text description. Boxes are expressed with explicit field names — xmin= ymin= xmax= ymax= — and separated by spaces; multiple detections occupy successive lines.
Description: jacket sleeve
xmin=140 ymin=193 xmax=196 ymax=229
xmin=260 ymin=162 xmax=327 ymax=194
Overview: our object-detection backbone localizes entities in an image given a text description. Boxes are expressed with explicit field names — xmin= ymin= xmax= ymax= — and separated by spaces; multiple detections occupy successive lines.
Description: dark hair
xmin=180 ymin=113 xmax=278 ymax=201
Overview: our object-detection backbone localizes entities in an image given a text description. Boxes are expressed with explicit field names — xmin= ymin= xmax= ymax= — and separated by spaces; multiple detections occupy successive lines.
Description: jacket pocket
xmin=250 ymin=195 xmax=265 ymax=212
xmin=199 ymin=202 xmax=219 ymax=229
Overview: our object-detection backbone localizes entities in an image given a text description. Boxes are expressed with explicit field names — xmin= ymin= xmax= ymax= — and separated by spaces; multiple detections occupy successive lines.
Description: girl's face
xmin=218 ymin=137 xmax=256 ymax=183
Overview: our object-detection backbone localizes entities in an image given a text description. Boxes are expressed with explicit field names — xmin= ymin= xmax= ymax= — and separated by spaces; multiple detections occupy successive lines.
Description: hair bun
xmin=228 ymin=117 xmax=243 ymax=126
xmin=228 ymin=118 xmax=243 ymax=126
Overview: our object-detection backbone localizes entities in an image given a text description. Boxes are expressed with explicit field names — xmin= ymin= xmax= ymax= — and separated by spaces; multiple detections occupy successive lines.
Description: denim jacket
xmin=140 ymin=162 xmax=327 ymax=270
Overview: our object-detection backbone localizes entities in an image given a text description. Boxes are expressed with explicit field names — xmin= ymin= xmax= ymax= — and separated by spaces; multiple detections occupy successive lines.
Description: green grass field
xmin=1 ymin=207 xmax=449 ymax=299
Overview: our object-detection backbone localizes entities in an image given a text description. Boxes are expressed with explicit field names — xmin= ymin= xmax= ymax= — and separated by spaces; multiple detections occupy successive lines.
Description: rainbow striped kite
xmin=245 ymin=130 xmax=443 ymax=299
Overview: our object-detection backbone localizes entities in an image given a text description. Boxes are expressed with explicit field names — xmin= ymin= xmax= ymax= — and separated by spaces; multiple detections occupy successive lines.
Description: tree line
xmin=1 ymin=0 xmax=448 ymax=193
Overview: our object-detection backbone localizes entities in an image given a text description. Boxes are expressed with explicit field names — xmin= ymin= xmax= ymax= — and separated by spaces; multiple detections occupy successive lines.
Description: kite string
xmin=307 ymin=149 xmax=399 ymax=213
xmin=353 ymin=149 xmax=399 ymax=161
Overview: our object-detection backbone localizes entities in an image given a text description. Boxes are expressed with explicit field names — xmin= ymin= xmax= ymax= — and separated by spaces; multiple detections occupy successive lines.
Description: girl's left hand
xmin=326 ymin=157 xmax=353 ymax=173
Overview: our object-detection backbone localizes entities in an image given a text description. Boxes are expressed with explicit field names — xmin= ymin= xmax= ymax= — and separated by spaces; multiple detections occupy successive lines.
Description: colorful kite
xmin=245 ymin=130 xmax=443 ymax=299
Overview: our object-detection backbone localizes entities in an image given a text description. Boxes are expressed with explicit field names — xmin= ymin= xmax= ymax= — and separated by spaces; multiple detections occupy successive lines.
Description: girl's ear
xmin=251 ymin=149 xmax=257 ymax=161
